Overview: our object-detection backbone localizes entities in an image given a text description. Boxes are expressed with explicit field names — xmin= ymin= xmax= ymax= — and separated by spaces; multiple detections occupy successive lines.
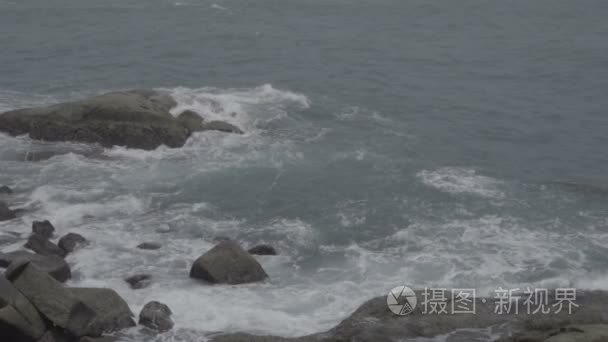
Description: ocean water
xmin=1 ymin=0 xmax=608 ymax=340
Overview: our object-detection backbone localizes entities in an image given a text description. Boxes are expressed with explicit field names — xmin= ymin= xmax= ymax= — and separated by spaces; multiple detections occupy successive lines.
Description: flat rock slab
xmin=190 ymin=241 xmax=268 ymax=285
xmin=69 ymin=288 xmax=136 ymax=335
xmin=0 ymin=90 xmax=243 ymax=150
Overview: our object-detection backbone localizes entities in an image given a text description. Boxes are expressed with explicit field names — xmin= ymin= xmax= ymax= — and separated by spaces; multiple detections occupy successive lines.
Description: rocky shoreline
xmin=1 ymin=93 xmax=608 ymax=341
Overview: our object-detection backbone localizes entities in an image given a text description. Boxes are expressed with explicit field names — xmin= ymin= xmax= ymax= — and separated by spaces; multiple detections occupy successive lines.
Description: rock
xmin=189 ymin=241 xmax=268 ymax=285
xmin=136 ymin=242 xmax=161 ymax=250
xmin=0 ymin=89 xmax=243 ymax=151
xmin=32 ymin=220 xmax=56 ymax=239
xmin=248 ymin=244 xmax=277 ymax=256
xmin=6 ymin=262 xmax=98 ymax=338
xmin=69 ymin=288 xmax=136 ymax=335
xmin=78 ymin=337 xmax=117 ymax=342
xmin=138 ymin=301 xmax=174 ymax=332
xmin=0 ymin=90 xmax=190 ymax=150
xmin=58 ymin=233 xmax=88 ymax=254
xmin=202 ymin=121 xmax=244 ymax=134
xmin=24 ymin=234 xmax=67 ymax=258
xmin=210 ymin=290 xmax=608 ymax=342
xmin=1 ymin=251 xmax=71 ymax=282
xmin=124 ymin=274 xmax=152 ymax=289
xmin=0 ymin=201 xmax=16 ymax=221
xmin=0 ymin=186 xmax=12 ymax=194
xmin=0 ymin=276 xmax=46 ymax=341
xmin=176 ymin=110 xmax=205 ymax=132
xmin=36 ymin=329 xmax=70 ymax=342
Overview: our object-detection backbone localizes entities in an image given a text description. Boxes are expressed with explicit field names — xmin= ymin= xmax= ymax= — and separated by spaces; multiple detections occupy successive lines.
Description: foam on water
xmin=417 ymin=167 xmax=505 ymax=199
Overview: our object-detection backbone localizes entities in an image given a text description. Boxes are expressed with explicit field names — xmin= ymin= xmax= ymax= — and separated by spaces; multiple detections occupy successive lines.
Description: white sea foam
xmin=417 ymin=167 xmax=505 ymax=198
xmin=163 ymin=84 xmax=310 ymax=132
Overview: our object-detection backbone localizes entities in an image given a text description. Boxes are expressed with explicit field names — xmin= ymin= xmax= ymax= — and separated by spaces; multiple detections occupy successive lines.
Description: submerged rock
xmin=124 ymin=274 xmax=152 ymax=290
xmin=190 ymin=241 xmax=268 ymax=285
xmin=136 ymin=242 xmax=162 ymax=250
xmin=0 ymin=90 xmax=244 ymax=150
xmin=58 ymin=233 xmax=88 ymax=254
xmin=32 ymin=220 xmax=56 ymax=239
xmin=176 ymin=110 xmax=205 ymax=132
xmin=0 ymin=201 xmax=16 ymax=221
xmin=0 ymin=251 xmax=71 ymax=282
xmin=248 ymin=244 xmax=277 ymax=256
xmin=202 ymin=121 xmax=244 ymax=134
xmin=138 ymin=301 xmax=174 ymax=332
xmin=24 ymin=234 xmax=66 ymax=258
xmin=0 ymin=185 xmax=12 ymax=194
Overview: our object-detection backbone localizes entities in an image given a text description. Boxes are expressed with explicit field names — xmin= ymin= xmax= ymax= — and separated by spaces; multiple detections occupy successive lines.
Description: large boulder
xmin=0 ymin=276 xmax=46 ymax=341
xmin=58 ymin=233 xmax=88 ymax=254
xmin=24 ymin=234 xmax=67 ymax=258
xmin=138 ymin=301 xmax=174 ymax=332
xmin=5 ymin=263 xmax=97 ymax=338
xmin=0 ymin=201 xmax=16 ymax=221
xmin=0 ymin=251 xmax=71 ymax=282
xmin=189 ymin=241 xmax=268 ymax=285
xmin=0 ymin=90 xmax=243 ymax=150
xmin=69 ymin=288 xmax=136 ymax=335
xmin=32 ymin=220 xmax=56 ymax=239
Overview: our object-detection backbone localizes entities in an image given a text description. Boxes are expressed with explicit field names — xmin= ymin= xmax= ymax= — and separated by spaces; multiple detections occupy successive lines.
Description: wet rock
xmin=1 ymin=251 xmax=71 ymax=282
xmin=0 ymin=185 xmax=12 ymax=194
xmin=6 ymin=263 xmax=97 ymax=338
xmin=36 ymin=329 xmax=70 ymax=342
xmin=177 ymin=110 xmax=205 ymax=132
xmin=25 ymin=234 xmax=66 ymax=258
xmin=190 ymin=241 xmax=268 ymax=285
xmin=248 ymin=244 xmax=277 ymax=256
xmin=138 ymin=301 xmax=174 ymax=332
xmin=0 ymin=90 xmax=192 ymax=150
xmin=58 ymin=233 xmax=88 ymax=254
xmin=0 ymin=276 xmax=46 ymax=341
xmin=137 ymin=242 xmax=162 ymax=250
xmin=0 ymin=201 xmax=16 ymax=221
xmin=202 ymin=121 xmax=244 ymax=134
xmin=124 ymin=274 xmax=152 ymax=290
xmin=69 ymin=288 xmax=136 ymax=335
xmin=79 ymin=337 xmax=117 ymax=342
xmin=32 ymin=220 xmax=56 ymax=239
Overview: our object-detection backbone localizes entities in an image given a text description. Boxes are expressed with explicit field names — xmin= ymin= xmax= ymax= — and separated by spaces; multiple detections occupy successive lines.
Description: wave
xmin=417 ymin=167 xmax=505 ymax=199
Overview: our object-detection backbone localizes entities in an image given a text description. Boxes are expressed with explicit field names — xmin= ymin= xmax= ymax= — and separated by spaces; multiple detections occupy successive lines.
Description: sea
xmin=1 ymin=0 xmax=607 ymax=341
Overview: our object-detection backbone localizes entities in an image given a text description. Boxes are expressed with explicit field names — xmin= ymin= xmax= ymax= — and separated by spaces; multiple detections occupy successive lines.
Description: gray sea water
xmin=1 ymin=0 xmax=608 ymax=340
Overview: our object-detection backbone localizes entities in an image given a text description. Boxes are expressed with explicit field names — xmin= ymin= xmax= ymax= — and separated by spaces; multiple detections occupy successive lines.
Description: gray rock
xmin=69 ymin=287 xmax=136 ymax=335
xmin=136 ymin=242 xmax=161 ymax=250
xmin=32 ymin=220 xmax=56 ymax=239
xmin=0 ymin=201 xmax=16 ymax=221
xmin=248 ymin=244 xmax=277 ymax=256
xmin=138 ymin=301 xmax=174 ymax=332
xmin=1 ymin=251 xmax=71 ymax=282
xmin=189 ymin=241 xmax=268 ymax=285
xmin=0 ymin=276 xmax=46 ymax=341
xmin=58 ymin=233 xmax=88 ymax=254
xmin=24 ymin=234 xmax=67 ymax=258
xmin=202 ymin=121 xmax=244 ymax=134
xmin=0 ymin=186 xmax=12 ymax=194
xmin=0 ymin=90 xmax=190 ymax=150
xmin=124 ymin=274 xmax=152 ymax=290
xmin=6 ymin=263 xmax=97 ymax=338
xmin=78 ymin=337 xmax=117 ymax=342
xmin=176 ymin=110 xmax=205 ymax=132
xmin=36 ymin=329 xmax=70 ymax=342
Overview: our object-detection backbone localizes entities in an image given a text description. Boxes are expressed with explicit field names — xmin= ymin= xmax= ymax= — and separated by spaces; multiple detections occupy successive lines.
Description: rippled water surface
xmin=1 ymin=0 xmax=608 ymax=340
